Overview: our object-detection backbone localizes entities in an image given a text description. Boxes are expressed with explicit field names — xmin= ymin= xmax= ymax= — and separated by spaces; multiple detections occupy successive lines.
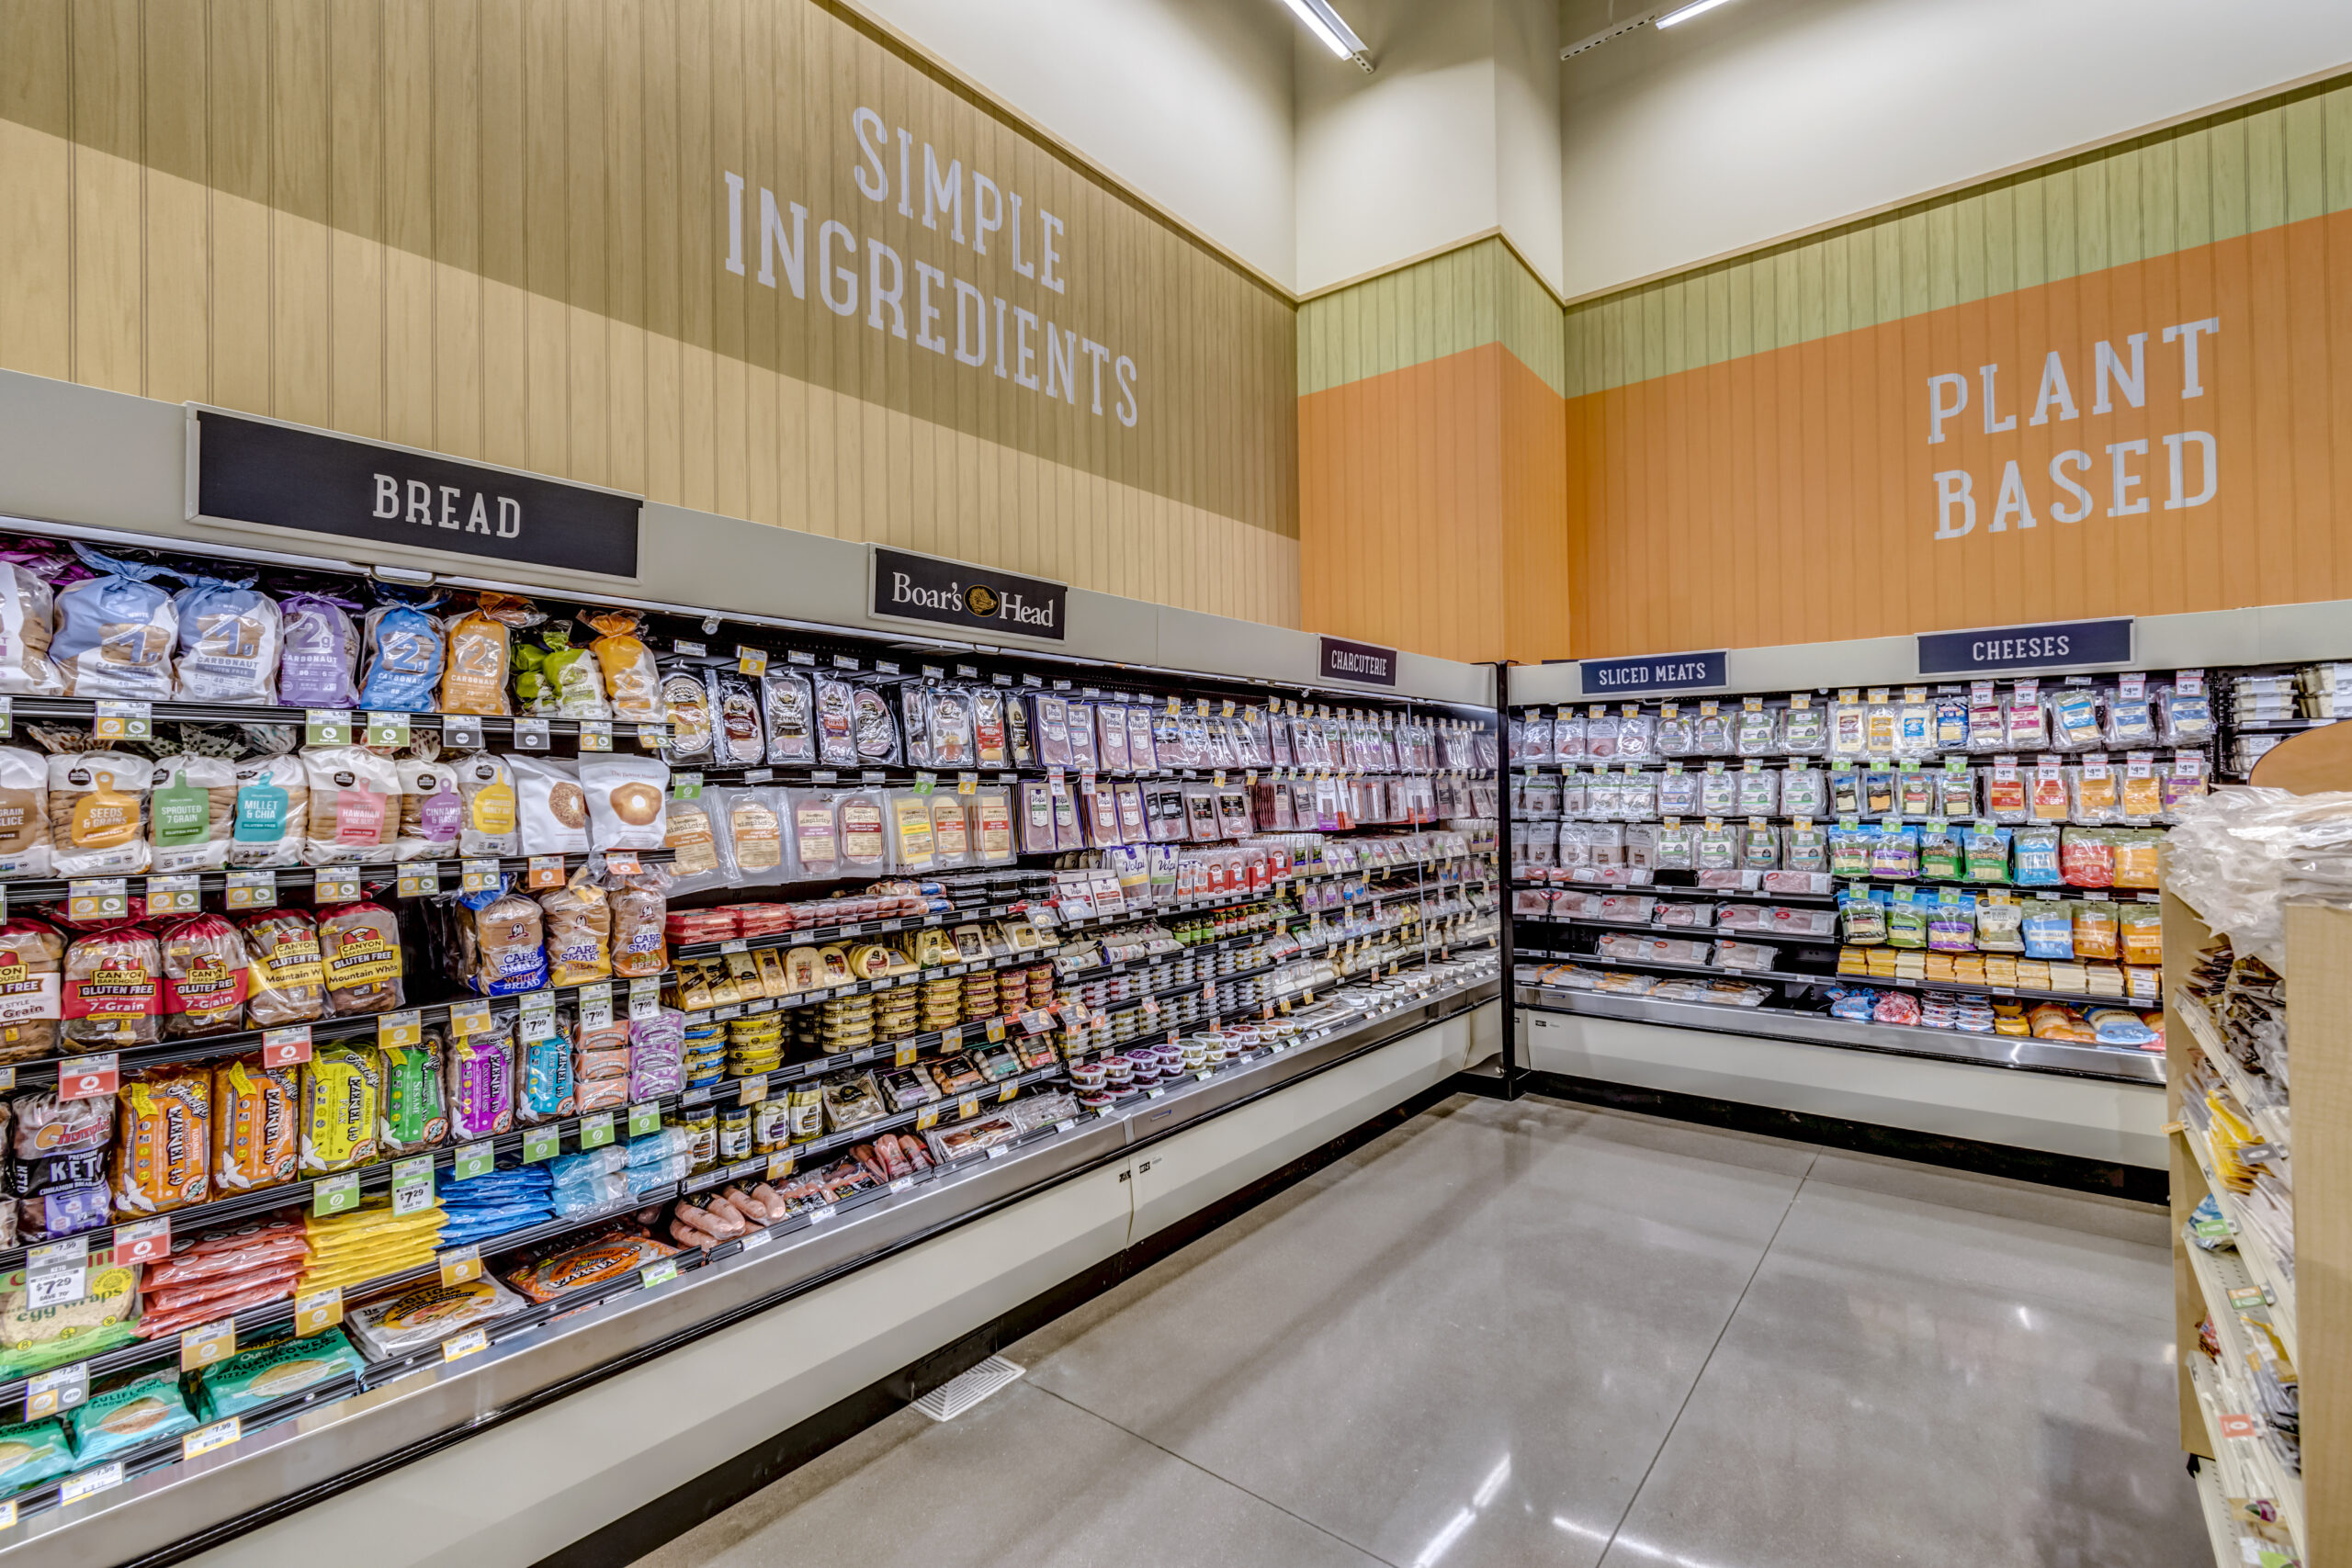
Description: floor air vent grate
xmin=911 ymin=1356 xmax=1026 ymax=1421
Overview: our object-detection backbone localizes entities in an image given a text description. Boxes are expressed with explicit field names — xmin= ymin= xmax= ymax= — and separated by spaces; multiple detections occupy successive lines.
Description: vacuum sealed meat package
xmin=972 ymin=688 xmax=1011 ymax=768
xmin=172 ymin=573 xmax=280 ymax=704
xmin=53 ymin=546 xmax=179 ymax=699
xmin=761 ymin=670 xmax=817 ymax=765
xmin=926 ymin=688 xmax=976 ymax=769
xmin=147 ymin=754 xmax=237 ymax=874
xmin=49 ymin=750 xmax=150 ymax=875
xmin=710 ymin=669 xmax=765 ymax=766
xmin=718 ymin=786 xmax=787 ymax=884
xmin=852 ymin=686 xmax=900 ymax=765
xmin=813 ymin=676 xmax=859 ymax=768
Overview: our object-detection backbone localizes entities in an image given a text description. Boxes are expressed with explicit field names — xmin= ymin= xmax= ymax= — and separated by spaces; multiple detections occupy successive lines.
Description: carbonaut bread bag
xmin=438 ymin=593 xmax=537 ymax=716
xmin=171 ymin=572 xmax=280 ymax=705
xmin=51 ymin=546 xmax=178 ymax=700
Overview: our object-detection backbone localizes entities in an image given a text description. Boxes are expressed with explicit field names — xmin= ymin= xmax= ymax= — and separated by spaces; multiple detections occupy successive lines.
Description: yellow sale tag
xmin=766 ymin=1152 xmax=795 ymax=1181
xmin=740 ymin=1073 xmax=768 ymax=1104
xmin=295 ymin=1286 xmax=343 ymax=1336
xmin=999 ymin=1082 xmax=1016 ymax=1102
xmin=442 ymin=1326 xmax=491 ymax=1363
xmin=986 ymin=1020 xmax=1005 ymax=1043
xmin=895 ymin=1043 xmax=918 ymax=1066
xmin=379 ymin=1010 xmax=423 ymax=1050
xmin=916 ymin=1106 xmax=941 ymax=1131
xmin=181 ymin=1318 xmax=237 ymax=1372
xmin=438 ymin=1247 xmax=482 ymax=1288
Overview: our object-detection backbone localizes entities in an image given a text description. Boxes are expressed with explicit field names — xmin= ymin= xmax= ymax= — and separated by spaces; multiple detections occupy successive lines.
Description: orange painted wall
xmin=1565 ymin=206 xmax=2352 ymax=659
xmin=1299 ymin=341 xmax=1568 ymax=664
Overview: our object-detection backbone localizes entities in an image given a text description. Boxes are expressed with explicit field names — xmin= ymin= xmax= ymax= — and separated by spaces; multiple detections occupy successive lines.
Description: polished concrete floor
xmin=639 ymin=1094 xmax=2203 ymax=1568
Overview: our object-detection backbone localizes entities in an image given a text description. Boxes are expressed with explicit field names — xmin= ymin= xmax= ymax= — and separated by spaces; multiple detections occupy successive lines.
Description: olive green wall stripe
xmin=1298 ymin=236 xmax=1567 ymax=399
xmin=1564 ymin=70 xmax=2352 ymax=400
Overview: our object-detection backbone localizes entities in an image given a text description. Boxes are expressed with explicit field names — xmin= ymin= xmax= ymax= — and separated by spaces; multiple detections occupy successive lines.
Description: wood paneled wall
xmin=1562 ymin=73 xmax=2352 ymax=658
xmin=0 ymin=0 xmax=1299 ymax=628
xmin=1297 ymin=237 xmax=1567 ymax=663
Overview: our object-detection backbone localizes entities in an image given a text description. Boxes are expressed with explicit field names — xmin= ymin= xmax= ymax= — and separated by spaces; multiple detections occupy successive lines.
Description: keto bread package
xmin=172 ymin=572 xmax=281 ymax=704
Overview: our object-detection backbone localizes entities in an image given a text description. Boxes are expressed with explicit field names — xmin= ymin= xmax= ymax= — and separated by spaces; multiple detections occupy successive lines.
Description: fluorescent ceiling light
xmin=1278 ymin=0 xmax=1374 ymax=71
xmin=1656 ymin=0 xmax=1739 ymax=27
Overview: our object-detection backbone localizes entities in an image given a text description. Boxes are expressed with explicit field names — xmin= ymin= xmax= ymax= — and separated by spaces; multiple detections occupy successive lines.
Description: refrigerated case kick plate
xmin=912 ymin=1356 xmax=1026 ymax=1421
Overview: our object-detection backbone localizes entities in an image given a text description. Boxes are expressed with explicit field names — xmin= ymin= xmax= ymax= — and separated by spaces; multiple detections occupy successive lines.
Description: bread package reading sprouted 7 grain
xmin=147 ymin=754 xmax=238 ymax=874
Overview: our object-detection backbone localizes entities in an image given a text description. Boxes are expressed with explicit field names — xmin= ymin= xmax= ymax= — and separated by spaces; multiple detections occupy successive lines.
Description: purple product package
xmin=628 ymin=1010 xmax=685 ymax=1100
xmin=446 ymin=1030 xmax=516 ymax=1139
xmin=278 ymin=592 xmax=363 ymax=707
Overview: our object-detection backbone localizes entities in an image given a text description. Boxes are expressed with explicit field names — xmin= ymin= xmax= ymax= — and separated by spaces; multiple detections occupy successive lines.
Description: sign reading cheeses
xmin=724 ymin=108 xmax=1142 ymax=431
xmin=870 ymin=547 xmax=1067 ymax=641
xmin=189 ymin=409 xmax=641 ymax=579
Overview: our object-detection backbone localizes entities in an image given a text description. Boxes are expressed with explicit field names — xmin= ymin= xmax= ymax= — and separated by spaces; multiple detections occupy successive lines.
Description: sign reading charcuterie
xmin=188 ymin=408 xmax=641 ymax=579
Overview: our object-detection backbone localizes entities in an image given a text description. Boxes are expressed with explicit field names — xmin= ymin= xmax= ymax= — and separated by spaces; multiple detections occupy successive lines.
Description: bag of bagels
xmin=577 ymin=755 xmax=670 ymax=852
xmin=512 ymin=755 xmax=589 ymax=858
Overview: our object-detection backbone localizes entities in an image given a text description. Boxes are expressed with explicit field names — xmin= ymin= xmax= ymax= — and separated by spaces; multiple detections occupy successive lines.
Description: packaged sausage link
xmin=438 ymin=593 xmax=537 ymax=715
xmin=48 ymin=750 xmax=150 ymax=876
xmin=111 ymin=1065 xmax=210 ymax=1215
xmin=53 ymin=546 xmax=180 ymax=700
xmin=578 ymin=755 xmax=671 ymax=852
xmin=0 ymin=921 xmax=62 ymax=1063
xmin=241 ymin=910 xmax=327 ymax=1026
xmin=62 ymin=926 xmax=164 ymax=1048
xmin=300 ymin=1044 xmax=382 ymax=1174
xmin=160 ymin=913 xmax=249 ymax=1037
xmin=147 ymin=755 xmax=237 ymax=874
xmin=318 ymin=902 xmax=404 ymax=1015
xmin=581 ymin=610 xmax=663 ymax=722
xmin=512 ymin=755 xmax=590 ymax=858
xmin=301 ymin=746 xmax=401 ymax=865
xmin=277 ymin=592 xmax=363 ymax=708
xmin=212 ymin=1055 xmax=300 ymax=1190
xmin=172 ymin=572 xmax=280 ymax=705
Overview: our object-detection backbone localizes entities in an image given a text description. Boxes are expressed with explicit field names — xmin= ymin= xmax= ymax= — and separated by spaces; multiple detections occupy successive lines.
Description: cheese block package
xmin=228 ymin=751 xmax=308 ymax=868
xmin=581 ymin=610 xmax=663 ymax=722
xmin=240 ymin=910 xmax=328 ymax=1026
xmin=0 ymin=919 xmax=63 ymax=1062
xmin=886 ymin=790 xmax=935 ymax=872
xmin=0 ymin=561 xmax=65 ymax=695
xmin=972 ymin=785 xmax=1016 ymax=864
xmin=48 ymin=750 xmax=151 ymax=875
xmin=62 ymin=926 xmax=164 ymax=1048
xmin=437 ymin=593 xmax=537 ymax=715
xmin=301 ymin=746 xmax=401 ymax=864
xmin=69 ymin=1371 xmax=198 ymax=1465
xmin=762 ymin=670 xmax=818 ymax=765
xmin=52 ymin=545 xmax=179 ymax=699
xmin=395 ymin=759 xmax=463 ymax=861
xmin=172 ymin=571 xmax=281 ymax=704
xmin=577 ymin=754 xmax=671 ymax=852
xmin=276 ymin=592 xmax=363 ymax=708
xmin=196 ymin=1328 xmax=368 ymax=1420
xmin=929 ymin=790 xmax=972 ymax=868
xmin=147 ymin=754 xmax=238 ymax=874
xmin=356 ymin=590 xmax=447 ymax=711
xmin=318 ymin=901 xmax=404 ymax=1014
xmin=161 ymin=913 xmax=250 ymax=1036
xmin=346 ymin=1275 xmax=526 ymax=1359
xmin=377 ymin=1032 xmax=450 ymax=1157
xmin=300 ymin=1043 xmax=381 ymax=1173
xmin=454 ymin=752 xmax=520 ymax=857
xmin=211 ymin=1055 xmax=300 ymax=1190
xmin=513 ymin=755 xmax=591 ymax=857
xmin=111 ymin=1065 xmax=210 ymax=1215
xmin=0 ymin=746 xmax=49 ymax=878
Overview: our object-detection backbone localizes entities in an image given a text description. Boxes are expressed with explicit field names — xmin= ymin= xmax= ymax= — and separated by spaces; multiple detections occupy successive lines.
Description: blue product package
xmin=1826 ymin=987 xmax=1878 ymax=1022
xmin=70 ymin=1371 xmax=197 ymax=1464
xmin=171 ymin=570 xmax=281 ymax=704
xmin=520 ymin=1031 xmax=576 ymax=1122
xmin=550 ymin=1145 xmax=628 ymax=1214
xmin=2011 ymin=826 xmax=2062 ymax=886
xmin=2086 ymin=1007 xmax=2158 ymax=1047
xmin=2020 ymin=904 xmax=2075 ymax=959
xmin=459 ymin=880 xmax=550 ymax=995
xmin=51 ymin=545 xmax=180 ymax=699
xmin=357 ymin=591 xmax=447 ymax=711
xmin=0 ymin=1418 xmax=74 ymax=1493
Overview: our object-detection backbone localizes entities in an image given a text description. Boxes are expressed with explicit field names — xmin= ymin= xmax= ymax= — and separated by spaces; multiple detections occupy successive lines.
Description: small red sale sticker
xmin=57 ymin=1054 xmax=119 ymax=1100
xmin=261 ymin=1025 xmax=313 ymax=1068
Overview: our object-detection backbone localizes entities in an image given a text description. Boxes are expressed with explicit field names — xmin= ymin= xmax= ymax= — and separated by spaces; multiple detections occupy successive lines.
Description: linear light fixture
xmin=1561 ymin=0 xmax=1743 ymax=57
xmin=1656 ymin=0 xmax=1739 ymax=27
xmin=1279 ymin=0 xmax=1375 ymax=73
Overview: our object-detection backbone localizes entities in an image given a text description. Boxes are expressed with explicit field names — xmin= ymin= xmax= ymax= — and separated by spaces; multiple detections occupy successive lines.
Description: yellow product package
xmin=300 ymin=1044 xmax=382 ymax=1174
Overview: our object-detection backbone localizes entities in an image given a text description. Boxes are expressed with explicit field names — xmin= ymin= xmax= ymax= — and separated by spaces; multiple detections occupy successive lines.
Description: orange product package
xmin=211 ymin=1055 xmax=300 ymax=1191
xmin=437 ymin=593 xmax=538 ymax=716
xmin=112 ymin=1065 xmax=211 ymax=1214
xmin=581 ymin=610 xmax=664 ymax=722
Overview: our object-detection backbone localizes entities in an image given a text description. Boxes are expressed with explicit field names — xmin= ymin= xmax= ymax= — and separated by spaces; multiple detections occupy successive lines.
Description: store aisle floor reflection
xmin=635 ymin=1096 xmax=2203 ymax=1568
